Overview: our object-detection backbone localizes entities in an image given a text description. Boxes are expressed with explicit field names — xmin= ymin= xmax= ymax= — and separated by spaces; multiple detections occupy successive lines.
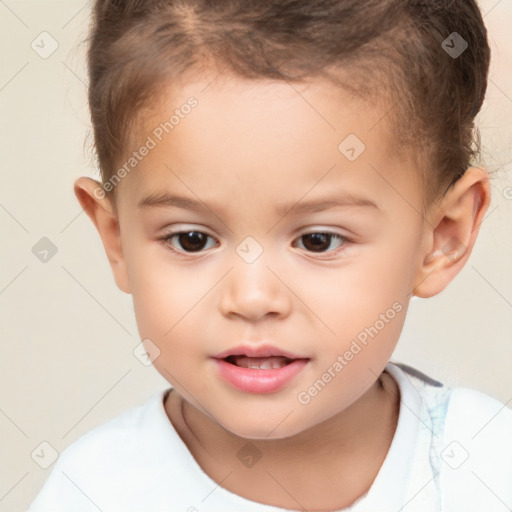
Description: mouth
xmin=223 ymin=355 xmax=296 ymax=370
xmin=213 ymin=354 xmax=310 ymax=394
xmin=211 ymin=344 xmax=310 ymax=393
xmin=212 ymin=343 xmax=308 ymax=362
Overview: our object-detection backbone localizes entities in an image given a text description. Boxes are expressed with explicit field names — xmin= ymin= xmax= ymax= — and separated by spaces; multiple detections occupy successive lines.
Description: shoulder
xmin=390 ymin=361 xmax=512 ymax=452
xmin=441 ymin=385 xmax=512 ymax=467
xmin=389 ymin=361 xmax=512 ymax=432
xmin=440 ymin=386 xmax=512 ymax=510
xmin=58 ymin=390 xmax=164 ymax=465
xmin=445 ymin=385 xmax=512 ymax=433
xmin=28 ymin=389 xmax=176 ymax=511
xmin=388 ymin=362 xmax=512 ymax=510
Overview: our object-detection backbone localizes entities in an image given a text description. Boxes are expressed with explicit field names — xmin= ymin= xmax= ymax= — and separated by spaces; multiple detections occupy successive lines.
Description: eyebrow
xmin=137 ymin=192 xmax=380 ymax=216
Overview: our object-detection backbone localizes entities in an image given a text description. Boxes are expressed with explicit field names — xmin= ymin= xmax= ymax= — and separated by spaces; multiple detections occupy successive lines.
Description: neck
xmin=165 ymin=372 xmax=399 ymax=510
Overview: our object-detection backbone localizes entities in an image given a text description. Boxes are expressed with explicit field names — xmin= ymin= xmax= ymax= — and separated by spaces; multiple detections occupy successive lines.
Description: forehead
xmin=118 ymin=72 xmax=419 ymax=216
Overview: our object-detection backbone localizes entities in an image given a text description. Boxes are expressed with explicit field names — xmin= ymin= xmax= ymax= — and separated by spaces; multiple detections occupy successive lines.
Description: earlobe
xmin=413 ymin=167 xmax=491 ymax=298
xmin=74 ymin=177 xmax=131 ymax=294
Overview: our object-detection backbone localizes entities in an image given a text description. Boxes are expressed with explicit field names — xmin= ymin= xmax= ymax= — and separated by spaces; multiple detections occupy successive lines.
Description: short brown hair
xmin=86 ymin=0 xmax=491 ymax=214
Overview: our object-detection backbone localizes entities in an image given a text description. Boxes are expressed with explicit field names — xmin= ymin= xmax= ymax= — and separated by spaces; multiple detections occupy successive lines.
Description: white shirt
xmin=28 ymin=361 xmax=512 ymax=511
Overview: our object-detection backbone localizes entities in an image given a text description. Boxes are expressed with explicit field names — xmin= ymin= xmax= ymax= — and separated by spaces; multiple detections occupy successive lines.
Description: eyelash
xmin=158 ymin=229 xmax=351 ymax=258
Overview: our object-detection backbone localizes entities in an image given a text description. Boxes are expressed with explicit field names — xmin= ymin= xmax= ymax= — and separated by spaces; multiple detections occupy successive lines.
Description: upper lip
xmin=212 ymin=344 xmax=309 ymax=360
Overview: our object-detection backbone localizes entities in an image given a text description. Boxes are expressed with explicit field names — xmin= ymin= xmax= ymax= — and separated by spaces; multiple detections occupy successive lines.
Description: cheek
xmin=296 ymin=239 xmax=413 ymax=368
xmin=127 ymin=246 xmax=206 ymax=340
xmin=353 ymin=221 xmax=421 ymax=300
xmin=130 ymin=269 xmax=207 ymax=384
xmin=298 ymin=254 xmax=409 ymax=332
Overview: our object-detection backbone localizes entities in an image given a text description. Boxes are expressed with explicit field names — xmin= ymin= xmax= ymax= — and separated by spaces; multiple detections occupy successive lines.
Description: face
xmin=113 ymin=72 xmax=430 ymax=440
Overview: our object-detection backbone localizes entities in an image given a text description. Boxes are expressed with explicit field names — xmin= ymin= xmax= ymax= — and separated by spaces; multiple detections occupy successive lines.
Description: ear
xmin=413 ymin=166 xmax=491 ymax=298
xmin=74 ymin=177 xmax=131 ymax=294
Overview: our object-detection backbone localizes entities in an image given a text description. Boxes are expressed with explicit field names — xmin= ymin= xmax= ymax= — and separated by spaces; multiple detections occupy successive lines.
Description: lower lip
xmin=213 ymin=358 xmax=309 ymax=394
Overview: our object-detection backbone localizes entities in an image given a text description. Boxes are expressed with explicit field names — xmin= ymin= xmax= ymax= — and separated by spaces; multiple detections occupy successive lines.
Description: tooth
xmin=232 ymin=356 xmax=291 ymax=369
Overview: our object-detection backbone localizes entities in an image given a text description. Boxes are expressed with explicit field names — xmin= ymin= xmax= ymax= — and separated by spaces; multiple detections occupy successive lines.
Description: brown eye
xmin=176 ymin=232 xmax=208 ymax=252
xmin=295 ymin=232 xmax=347 ymax=253
xmin=161 ymin=231 xmax=216 ymax=253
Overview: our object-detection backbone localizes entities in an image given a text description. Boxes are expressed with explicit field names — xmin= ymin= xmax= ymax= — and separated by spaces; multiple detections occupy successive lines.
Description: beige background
xmin=1 ymin=1 xmax=511 ymax=510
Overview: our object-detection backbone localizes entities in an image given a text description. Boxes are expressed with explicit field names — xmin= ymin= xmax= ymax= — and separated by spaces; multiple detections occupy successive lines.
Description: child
xmin=29 ymin=0 xmax=512 ymax=510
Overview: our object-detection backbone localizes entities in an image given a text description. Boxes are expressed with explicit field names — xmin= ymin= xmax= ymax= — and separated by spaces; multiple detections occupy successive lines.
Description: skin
xmin=75 ymin=71 xmax=490 ymax=511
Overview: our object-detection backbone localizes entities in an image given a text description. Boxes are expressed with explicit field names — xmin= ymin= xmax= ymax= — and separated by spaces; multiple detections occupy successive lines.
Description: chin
xmin=218 ymin=414 xmax=307 ymax=441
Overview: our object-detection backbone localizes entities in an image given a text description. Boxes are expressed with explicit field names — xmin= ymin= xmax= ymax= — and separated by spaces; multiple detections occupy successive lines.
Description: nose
xmin=218 ymin=254 xmax=292 ymax=322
